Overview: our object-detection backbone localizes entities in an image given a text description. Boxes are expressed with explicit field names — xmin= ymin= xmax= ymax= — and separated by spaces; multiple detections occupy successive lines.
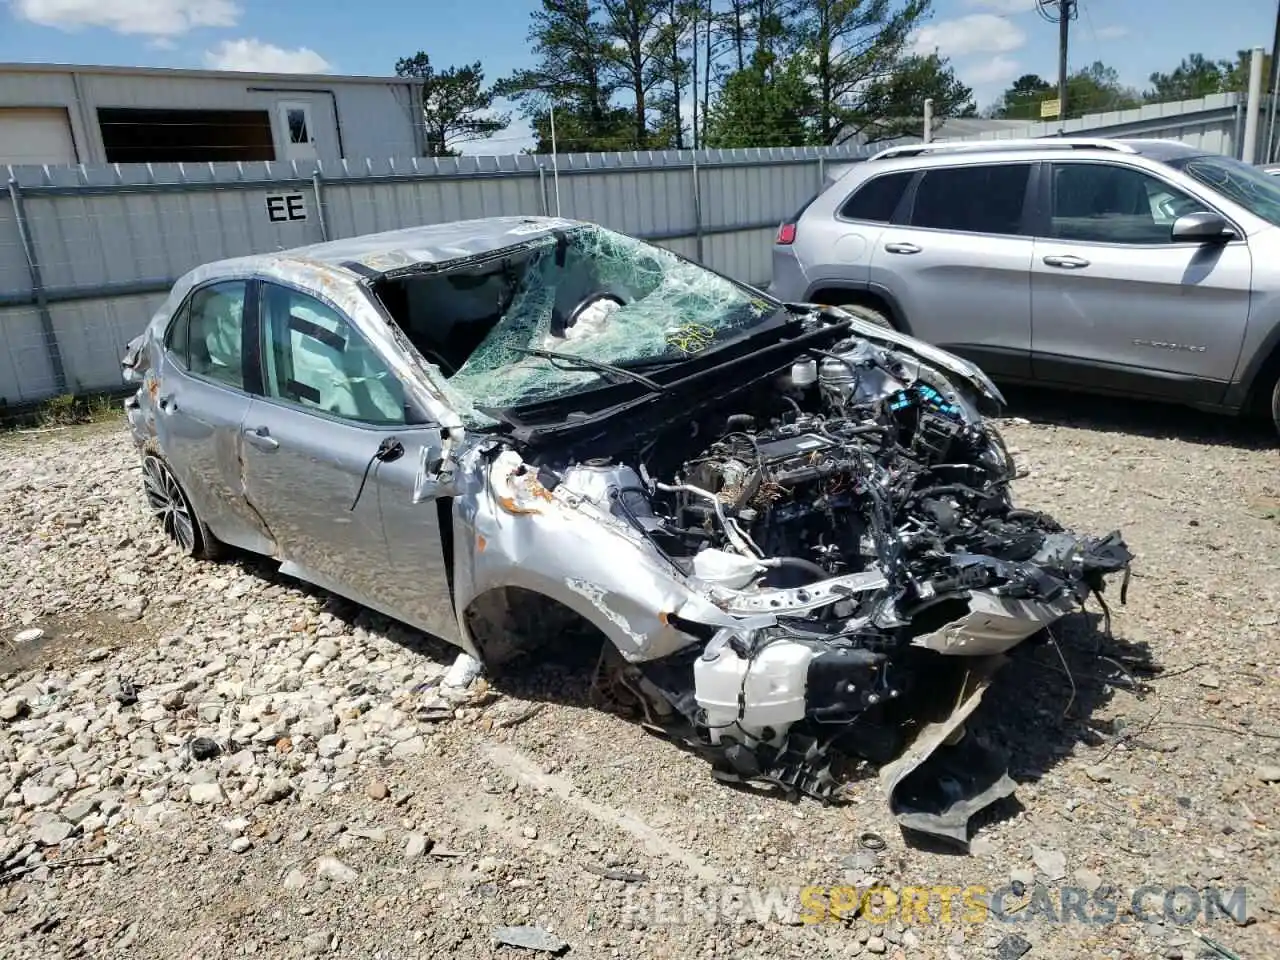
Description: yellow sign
xmin=1041 ymin=98 xmax=1061 ymax=119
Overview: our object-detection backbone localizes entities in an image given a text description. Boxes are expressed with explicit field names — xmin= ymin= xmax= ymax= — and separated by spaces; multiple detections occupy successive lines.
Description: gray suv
xmin=770 ymin=137 xmax=1280 ymax=433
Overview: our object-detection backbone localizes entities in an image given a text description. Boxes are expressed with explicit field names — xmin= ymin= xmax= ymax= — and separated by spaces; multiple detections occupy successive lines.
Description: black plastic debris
xmin=114 ymin=677 xmax=138 ymax=707
xmin=189 ymin=737 xmax=221 ymax=761
xmin=995 ymin=933 xmax=1032 ymax=960
xmin=492 ymin=925 xmax=570 ymax=954
xmin=582 ymin=863 xmax=648 ymax=883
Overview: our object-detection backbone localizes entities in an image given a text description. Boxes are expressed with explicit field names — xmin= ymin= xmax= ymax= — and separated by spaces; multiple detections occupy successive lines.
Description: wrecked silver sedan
xmin=121 ymin=217 xmax=1131 ymax=844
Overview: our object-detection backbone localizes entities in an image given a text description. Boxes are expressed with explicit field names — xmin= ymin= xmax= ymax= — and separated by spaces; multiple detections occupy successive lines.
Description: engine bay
xmin=498 ymin=319 xmax=1133 ymax=845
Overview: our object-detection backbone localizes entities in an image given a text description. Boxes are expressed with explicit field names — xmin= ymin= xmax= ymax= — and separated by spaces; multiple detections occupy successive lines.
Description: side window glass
xmin=1051 ymin=164 xmax=1210 ymax=244
xmin=260 ymin=283 xmax=406 ymax=426
xmin=909 ymin=164 xmax=1031 ymax=235
xmin=163 ymin=299 xmax=191 ymax=367
xmin=839 ymin=171 xmax=914 ymax=222
xmin=186 ymin=281 xmax=247 ymax=389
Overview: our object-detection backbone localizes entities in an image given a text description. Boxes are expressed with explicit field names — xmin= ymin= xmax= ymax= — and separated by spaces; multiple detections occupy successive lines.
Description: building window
xmin=97 ymin=108 xmax=275 ymax=163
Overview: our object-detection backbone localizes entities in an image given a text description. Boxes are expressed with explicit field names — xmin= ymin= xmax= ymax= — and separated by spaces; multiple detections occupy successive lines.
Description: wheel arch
xmin=803 ymin=281 xmax=912 ymax=334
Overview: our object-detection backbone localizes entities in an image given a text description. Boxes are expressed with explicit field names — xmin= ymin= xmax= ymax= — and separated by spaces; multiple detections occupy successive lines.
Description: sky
xmin=1 ymin=0 xmax=1276 ymax=154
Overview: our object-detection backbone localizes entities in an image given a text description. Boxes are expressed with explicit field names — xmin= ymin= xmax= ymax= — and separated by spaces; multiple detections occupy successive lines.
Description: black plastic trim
xmin=1030 ymin=352 xmax=1229 ymax=407
xmin=1224 ymin=324 xmax=1280 ymax=410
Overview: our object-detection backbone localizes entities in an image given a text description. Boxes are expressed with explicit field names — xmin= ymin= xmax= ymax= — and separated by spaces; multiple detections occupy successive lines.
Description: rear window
xmin=909 ymin=163 xmax=1031 ymax=235
xmin=838 ymin=172 xmax=914 ymax=222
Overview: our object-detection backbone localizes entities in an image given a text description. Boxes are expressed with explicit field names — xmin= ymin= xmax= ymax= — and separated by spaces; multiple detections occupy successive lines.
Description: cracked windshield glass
xmin=444 ymin=225 xmax=776 ymax=411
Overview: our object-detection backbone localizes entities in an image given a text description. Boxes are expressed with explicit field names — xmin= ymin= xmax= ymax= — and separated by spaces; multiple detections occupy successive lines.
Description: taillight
xmin=776 ymin=222 xmax=797 ymax=245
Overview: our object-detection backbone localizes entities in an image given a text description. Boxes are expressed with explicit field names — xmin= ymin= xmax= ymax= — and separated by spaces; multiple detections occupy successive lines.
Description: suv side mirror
xmin=1171 ymin=211 xmax=1234 ymax=243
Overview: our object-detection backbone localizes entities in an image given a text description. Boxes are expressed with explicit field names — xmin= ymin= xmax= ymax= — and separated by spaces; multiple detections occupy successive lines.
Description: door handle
xmin=157 ymin=394 xmax=177 ymax=414
xmin=1042 ymin=254 xmax=1090 ymax=269
xmin=242 ymin=426 xmax=280 ymax=450
xmin=884 ymin=242 xmax=922 ymax=255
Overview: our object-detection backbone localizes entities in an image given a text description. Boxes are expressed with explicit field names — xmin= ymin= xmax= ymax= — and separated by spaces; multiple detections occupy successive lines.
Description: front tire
xmin=140 ymin=443 xmax=224 ymax=560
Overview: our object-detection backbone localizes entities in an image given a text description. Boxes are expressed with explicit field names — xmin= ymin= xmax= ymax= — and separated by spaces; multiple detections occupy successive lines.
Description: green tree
xmin=704 ymin=49 xmax=815 ymax=148
xmin=1223 ymin=48 xmax=1274 ymax=93
xmin=1146 ymin=53 xmax=1229 ymax=102
xmin=991 ymin=73 xmax=1053 ymax=120
xmin=649 ymin=0 xmax=695 ymax=148
xmin=394 ymin=52 xmax=509 ymax=156
xmin=794 ymin=0 xmax=933 ymax=145
xmin=858 ymin=52 xmax=976 ymax=142
xmin=494 ymin=0 xmax=625 ymax=153
xmin=1065 ymin=60 xmax=1140 ymax=117
xmin=600 ymin=0 xmax=664 ymax=147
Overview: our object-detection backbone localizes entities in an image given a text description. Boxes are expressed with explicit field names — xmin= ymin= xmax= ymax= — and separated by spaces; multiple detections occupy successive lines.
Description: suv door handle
xmin=884 ymin=242 xmax=922 ymax=255
xmin=243 ymin=426 xmax=280 ymax=450
xmin=157 ymin=394 xmax=177 ymax=414
xmin=1043 ymin=254 xmax=1090 ymax=269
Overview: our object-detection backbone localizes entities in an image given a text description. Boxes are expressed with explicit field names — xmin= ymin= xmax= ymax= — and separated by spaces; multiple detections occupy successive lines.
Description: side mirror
xmin=1171 ymin=211 xmax=1234 ymax=243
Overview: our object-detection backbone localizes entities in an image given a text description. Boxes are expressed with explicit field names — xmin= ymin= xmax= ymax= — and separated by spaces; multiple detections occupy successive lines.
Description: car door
xmin=1030 ymin=160 xmax=1252 ymax=403
xmin=153 ymin=278 xmax=275 ymax=555
xmin=241 ymin=279 xmax=459 ymax=642
xmin=789 ymin=169 xmax=915 ymax=299
xmin=869 ymin=162 xmax=1036 ymax=379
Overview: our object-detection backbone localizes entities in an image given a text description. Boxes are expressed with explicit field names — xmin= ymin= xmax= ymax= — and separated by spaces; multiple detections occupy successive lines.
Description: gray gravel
xmin=1 ymin=400 xmax=1278 ymax=960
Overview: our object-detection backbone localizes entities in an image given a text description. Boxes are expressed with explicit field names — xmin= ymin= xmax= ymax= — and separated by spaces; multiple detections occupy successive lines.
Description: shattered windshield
xmin=1171 ymin=154 xmax=1280 ymax=226
xmin=445 ymin=225 xmax=777 ymax=414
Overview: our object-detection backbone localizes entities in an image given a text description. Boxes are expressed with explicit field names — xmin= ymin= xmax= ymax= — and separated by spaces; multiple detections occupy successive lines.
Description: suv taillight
xmin=776 ymin=222 xmax=797 ymax=245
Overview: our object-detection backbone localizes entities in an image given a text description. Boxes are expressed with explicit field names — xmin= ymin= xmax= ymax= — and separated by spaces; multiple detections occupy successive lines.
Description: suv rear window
xmin=909 ymin=163 xmax=1031 ymax=235
xmin=838 ymin=171 xmax=913 ymax=222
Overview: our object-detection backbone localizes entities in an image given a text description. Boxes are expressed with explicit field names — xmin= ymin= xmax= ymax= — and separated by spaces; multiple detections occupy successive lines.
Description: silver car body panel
xmin=770 ymin=140 xmax=1280 ymax=414
xmin=123 ymin=216 xmax=1133 ymax=846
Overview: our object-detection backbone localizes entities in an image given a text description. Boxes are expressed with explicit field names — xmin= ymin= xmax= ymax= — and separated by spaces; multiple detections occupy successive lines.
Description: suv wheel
xmin=824 ymin=301 xmax=894 ymax=330
xmin=1271 ymin=373 xmax=1280 ymax=437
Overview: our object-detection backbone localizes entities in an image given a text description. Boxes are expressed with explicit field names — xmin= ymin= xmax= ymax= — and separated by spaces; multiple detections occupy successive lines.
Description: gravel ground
xmin=1 ymin=393 xmax=1279 ymax=960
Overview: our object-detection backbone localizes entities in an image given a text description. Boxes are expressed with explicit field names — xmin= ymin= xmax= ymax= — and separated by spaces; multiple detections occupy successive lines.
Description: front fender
xmin=450 ymin=450 xmax=736 ymax=663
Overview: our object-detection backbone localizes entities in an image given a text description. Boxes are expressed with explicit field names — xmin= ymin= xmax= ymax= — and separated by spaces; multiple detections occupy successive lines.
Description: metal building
xmin=0 ymin=62 xmax=426 ymax=166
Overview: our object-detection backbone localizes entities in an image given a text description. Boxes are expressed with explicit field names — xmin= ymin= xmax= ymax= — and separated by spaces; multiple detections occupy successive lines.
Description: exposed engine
xmin=548 ymin=327 xmax=1133 ymax=844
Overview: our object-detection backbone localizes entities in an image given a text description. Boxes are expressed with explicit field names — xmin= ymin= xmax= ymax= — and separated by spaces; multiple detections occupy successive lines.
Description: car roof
xmin=207 ymin=216 xmax=580 ymax=279
xmin=857 ymin=137 xmax=1205 ymax=175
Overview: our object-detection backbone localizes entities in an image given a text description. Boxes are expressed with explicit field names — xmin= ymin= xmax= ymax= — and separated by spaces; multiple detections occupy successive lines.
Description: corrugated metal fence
xmin=946 ymin=93 xmax=1244 ymax=158
xmin=1 ymin=144 xmax=879 ymax=406
xmin=0 ymin=92 xmax=1247 ymax=407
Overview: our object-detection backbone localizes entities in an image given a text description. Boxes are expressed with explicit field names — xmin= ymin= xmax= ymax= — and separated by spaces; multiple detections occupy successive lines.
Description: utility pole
xmin=1037 ymin=0 xmax=1077 ymax=122
xmin=1057 ymin=0 xmax=1072 ymax=119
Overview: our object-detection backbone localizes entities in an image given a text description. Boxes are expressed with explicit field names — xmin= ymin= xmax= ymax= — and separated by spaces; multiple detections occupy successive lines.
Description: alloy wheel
xmin=142 ymin=455 xmax=197 ymax=553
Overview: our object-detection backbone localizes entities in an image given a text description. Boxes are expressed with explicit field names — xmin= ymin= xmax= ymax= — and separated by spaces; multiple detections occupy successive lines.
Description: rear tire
xmin=140 ymin=441 xmax=224 ymax=561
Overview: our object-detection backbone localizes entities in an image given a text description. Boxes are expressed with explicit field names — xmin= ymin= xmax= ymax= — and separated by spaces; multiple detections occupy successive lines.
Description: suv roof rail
xmin=868 ymin=137 xmax=1137 ymax=161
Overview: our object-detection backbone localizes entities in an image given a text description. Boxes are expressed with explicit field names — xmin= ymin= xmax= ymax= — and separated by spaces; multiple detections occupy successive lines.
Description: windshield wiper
xmin=510 ymin=346 xmax=665 ymax=392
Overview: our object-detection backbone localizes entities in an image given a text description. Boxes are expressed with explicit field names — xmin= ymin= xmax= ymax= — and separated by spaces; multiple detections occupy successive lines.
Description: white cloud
xmin=912 ymin=14 xmax=1027 ymax=59
xmin=1095 ymin=25 xmax=1130 ymax=40
xmin=13 ymin=0 xmax=239 ymax=37
xmin=965 ymin=55 xmax=1021 ymax=87
xmin=963 ymin=0 xmax=1035 ymax=13
xmin=204 ymin=38 xmax=331 ymax=74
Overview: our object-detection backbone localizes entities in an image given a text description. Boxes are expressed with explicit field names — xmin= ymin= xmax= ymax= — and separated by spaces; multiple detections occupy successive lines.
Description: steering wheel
xmin=419 ymin=346 xmax=458 ymax=377
xmin=554 ymin=292 xmax=626 ymax=338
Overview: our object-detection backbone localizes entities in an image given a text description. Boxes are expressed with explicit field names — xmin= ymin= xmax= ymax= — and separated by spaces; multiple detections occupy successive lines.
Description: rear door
xmin=1030 ymin=160 xmax=1252 ymax=402
xmin=153 ymin=278 xmax=274 ymax=554
xmin=870 ymin=162 xmax=1036 ymax=379
xmin=790 ymin=170 xmax=915 ymax=300
xmin=241 ymin=279 xmax=458 ymax=641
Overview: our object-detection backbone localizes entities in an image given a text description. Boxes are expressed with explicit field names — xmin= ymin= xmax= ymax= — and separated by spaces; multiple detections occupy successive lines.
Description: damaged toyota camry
xmin=121 ymin=216 xmax=1132 ymax=845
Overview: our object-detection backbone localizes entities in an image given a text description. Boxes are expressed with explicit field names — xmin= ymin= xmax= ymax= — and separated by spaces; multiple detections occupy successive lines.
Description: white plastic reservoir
xmin=693 ymin=630 xmax=816 ymax=739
